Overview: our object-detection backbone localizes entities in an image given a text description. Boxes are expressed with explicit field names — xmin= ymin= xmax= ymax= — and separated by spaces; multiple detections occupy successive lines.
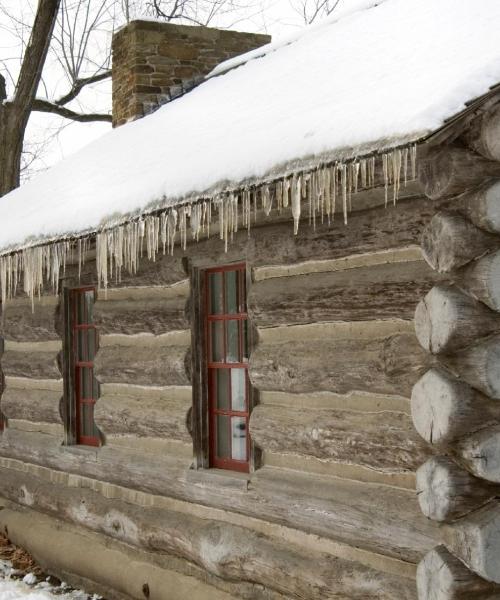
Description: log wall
xmin=0 ymin=187 xmax=449 ymax=598
xmin=413 ymin=121 xmax=500 ymax=598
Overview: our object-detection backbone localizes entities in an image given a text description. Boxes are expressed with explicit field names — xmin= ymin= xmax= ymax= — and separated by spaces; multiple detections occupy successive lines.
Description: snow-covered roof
xmin=2 ymin=0 xmax=500 ymax=257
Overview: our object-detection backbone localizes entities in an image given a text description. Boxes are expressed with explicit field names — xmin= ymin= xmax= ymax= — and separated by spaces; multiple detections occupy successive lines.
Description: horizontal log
xmin=1 ymin=340 xmax=62 ymax=380
xmin=94 ymin=282 xmax=189 ymax=335
xmin=0 ymin=465 xmax=417 ymax=600
xmin=250 ymin=321 xmax=430 ymax=396
xmin=463 ymin=104 xmax=500 ymax=162
xmin=416 ymin=456 xmax=499 ymax=522
xmin=94 ymin=332 xmax=190 ymax=386
xmin=441 ymin=335 xmax=500 ymax=400
xmin=250 ymin=403 xmax=430 ymax=473
xmin=457 ymin=250 xmax=500 ymax=312
xmin=456 ymin=425 xmax=500 ymax=483
xmin=421 ymin=213 xmax=499 ymax=273
xmin=411 ymin=368 xmax=500 ymax=446
xmin=94 ymin=384 xmax=191 ymax=442
xmin=416 ymin=544 xmax=500 ymax=600
xmin=250 ymin=259 xmax=443 ymax=327
xmin=0 ymin=429 xmax=438 ymax=563
xmin=418 ymin=146 xmax=500 ymax=200
xmin=1 ymin=385 xmax=62 ymax=425
xmin=456 ymin=180 xmax=500 ymax=234
xmin=415 ymin=285 xmax=500 ymax=355
xmin=1 ymin=296 xmax=59 ymax=342
xmin=443 ymin=500 xmax=500 ymax=583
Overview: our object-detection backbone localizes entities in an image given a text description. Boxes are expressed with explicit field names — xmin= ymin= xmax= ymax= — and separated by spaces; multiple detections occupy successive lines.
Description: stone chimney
xmin=112 ymin=21 xmax=271 ymax=127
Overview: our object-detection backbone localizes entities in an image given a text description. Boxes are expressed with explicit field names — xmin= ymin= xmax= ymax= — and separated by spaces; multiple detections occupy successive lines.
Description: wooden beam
xmin=457 ymin=250 xmax=500 ymax=312
xmin=411 ymin=368 xmax=500 ymax=446
xmin=421 ymin=212 xmax=499 ymax=273
xmin=456 ymin=425 xmax=500 ymax=483
xmin=443 ymin=500 xmax=500 ymax=583
xmin=250 ymin=403 xmax=429 ymax=473
xmin=414 ymin=285 xmax=500 ymax=354
xmin=456 ymin=180 xmax=500 ymax=234
xmin=416 ymin=456 xmax=499 ymax=522
xmin=442 ymin=335 xmax=500 ymax=400
xmin=418 ymin=146 xmax=500 ymax=200
xmin=462 ymin=104 xmax=500 ymax=162
xmin=416 ymin=544 xmax=500 ymax=600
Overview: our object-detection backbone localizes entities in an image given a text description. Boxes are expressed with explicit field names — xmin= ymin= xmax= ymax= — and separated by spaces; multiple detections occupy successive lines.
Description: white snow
xmin=1 ymin=0 xmax=500 ymax=253
xmin=0 ymin=561 xmax=94 ymax=600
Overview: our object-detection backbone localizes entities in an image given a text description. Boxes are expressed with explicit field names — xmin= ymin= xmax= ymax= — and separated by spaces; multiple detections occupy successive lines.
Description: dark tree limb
xmin=32 ymin=98 xmax=112 ymax=123
xmin=54 ymin=69 xmax=111 ymax=106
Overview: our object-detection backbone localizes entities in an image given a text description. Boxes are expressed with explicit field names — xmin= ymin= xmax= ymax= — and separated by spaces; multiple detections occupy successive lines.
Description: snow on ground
xmin=1 ymin=0 xmax=500 ymax=254
xmin=0 ymin=560 xmax=97 ymax=600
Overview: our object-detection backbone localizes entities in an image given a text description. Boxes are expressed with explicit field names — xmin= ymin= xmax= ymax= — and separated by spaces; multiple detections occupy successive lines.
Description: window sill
xmin=186 ymin=467 xmax=250 ymax=492
xmin=62 ymin=444 xmax=100 ymax=458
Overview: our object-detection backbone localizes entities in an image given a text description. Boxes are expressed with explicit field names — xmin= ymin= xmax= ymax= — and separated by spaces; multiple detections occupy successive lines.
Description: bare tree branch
xmin=32 ymin=98 xmax=112 ymax=122
xmin=53 ymin=69 xmax=112 ymax=106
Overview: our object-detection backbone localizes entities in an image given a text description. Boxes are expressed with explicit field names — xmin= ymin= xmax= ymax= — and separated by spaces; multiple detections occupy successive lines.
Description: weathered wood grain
xmin=411 ymin=368 xmax=500 ymax=446
xmin=250 ymin=322 xmax=430 ymax=396
xmin=94 ymin=282 xmax=189 ymax=335
xmin=416 ymin=456 xmax=500 ymax=523
xmin=250 ymin=403 xmax=430 ymax=472
xmin=414 ymin=285 xmax=500 ymax=355
xmin=456 ymin=425 xmax=500 ymax=483
xmin=94 ymin=332 xmax=191 ymax=386
xmin=416 ymin=545 xmax=500 ymax=600
xmin=421 ymin=212 xmax=499 ymax=273
xmin=418 ymin=146 xmax=500 ymax=200
xmin=456 ymin=250 xmax=500 ymax=312
xmin=0 ymin=464 xmax=417 ymax=600
xmin=463 ymin=104 xmax=500 ymax=162
xmin=1 ymin=296 xmax=59 ymax=342
xmin=94 ymin=384 xmax=191 ymax=441
xmin=250 ymin=260 xmax=444 ymax=326
xmin=443 ymin=501 xmax=500 ymax=584
xmin=456 ymin=179 xmax=500 ymax=234
xmin=1 ymin=341 xmax=61 ymax=380
xmin=0 ymin=429 xmax=438 ymax=563
xmin=1 ymin=385 xmax=62 ymax=425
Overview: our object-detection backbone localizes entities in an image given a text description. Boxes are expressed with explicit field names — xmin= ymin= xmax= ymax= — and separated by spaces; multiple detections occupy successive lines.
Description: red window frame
xmin=0 ymin=412 xmax=5 ymax=433
xmin=71 ymin=286 xmax=100 ymax=447
xmin=205 ymin=263 xmax=250 ymax=473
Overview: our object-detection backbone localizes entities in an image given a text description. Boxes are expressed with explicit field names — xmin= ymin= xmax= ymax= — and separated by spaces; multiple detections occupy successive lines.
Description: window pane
xmin=210 ymin=321 xmax=224 ymax=362
xmin=76 ymin=328 xmax=97 ymax=362
xmin=79 ymin=367 xmax=98 ymax=399
xmin=80 ymin=403 xmax=99 ymax=439
xmin=215 ymin=369 xmax=230 ymax=410
xmin=240 ymin=272 xmax=247 ymax=312
xmin=242 ymin=320 xmax=249 ymax=362
xmin=216 ymin=415 xmax=231 ymax=459
xmin=231 ymin=417 xmax=247 ymax=461
xmin=231 ymin=369 xmax=246 ymax=411
xmin=225 ymin=270 xmax=238 ymax=314
xmin=209 ymin=272 xmax=223 ymax=314
xmin=226 ymin=320 xmax=239 ymax=363
xmin=76 ymin=293 xmax=86 ymax=324
xmin=84 ymin=290 xmax=94 ymax=323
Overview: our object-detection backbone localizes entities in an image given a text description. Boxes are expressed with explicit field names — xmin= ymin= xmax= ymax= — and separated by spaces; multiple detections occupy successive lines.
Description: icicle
xmin=360 ymin=159 xmax=367 ymax=188
xmin=324 ymin=168 xmax=331 ymax=223
xmin=411 ymin=144 xmax=417 ymax=180
xmin=382 ymin=153 xmax=389 ymax=207
xmin=282 ymin=177 xmax=289 ymax=208
xmin=331 ymin=165 xmax=337 ymax=221
xmin=262 ymin=185 xmax=272 ymax=216
xmin=392 ymin=148 xmax=402 ymax=205
xmin=341 ymin=163 xmax=348 ymax=225
xmin=402 ymin=147 xmax=409 ymax=186
xmin=292 ymin=175 xmax=301 ymax=235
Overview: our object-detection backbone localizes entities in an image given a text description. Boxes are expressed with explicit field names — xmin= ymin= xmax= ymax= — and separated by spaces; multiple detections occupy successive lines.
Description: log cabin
xmin=1 ymin=1 xmax=500 ymax=598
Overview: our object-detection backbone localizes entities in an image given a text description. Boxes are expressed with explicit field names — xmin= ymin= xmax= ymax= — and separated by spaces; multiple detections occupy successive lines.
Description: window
xmin=69 ymin=287 xmax=100 ymax=446
xmin=0 ymin=412 xmax=5 ymax=433
xmin=205 ymin=264 xmax=251 ymax=472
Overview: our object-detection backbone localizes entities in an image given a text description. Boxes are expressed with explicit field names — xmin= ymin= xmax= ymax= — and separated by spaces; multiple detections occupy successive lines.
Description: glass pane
xmin=225 ymin=270 xmax=238 ymax=314
xmin=84 ymin=290 xmax=94 ymax=323
xmin=231 ymin=417 xmax=247 ymax=461
xmin=210 ymin=321 xmax=224 ymax=362
xmin=216 ymin=369 xmax=230 ymax=410
xmin=76 ymin=293 xmax=86 ymax=324
xmin=80 ymin=403 xmax=96 ymax=438
xmin=240 ymin=272 xmax=247 ymax=312
xmin=231 ymin=369 xmax=246 ymax=411
xmin=226 ymin=320 xmax=239 ymax=363
xmin=242 ymin=320 xmax=249 ymax=362
xmin=209 ymin=272 xmax=223 ymax=315
xmin=216 ymin=415 xmax=231 ymax=459
xmin=79 ymin=367 xmax=98 ymax=399
xmin=76 ymin=328 xmax=96 ymax=362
